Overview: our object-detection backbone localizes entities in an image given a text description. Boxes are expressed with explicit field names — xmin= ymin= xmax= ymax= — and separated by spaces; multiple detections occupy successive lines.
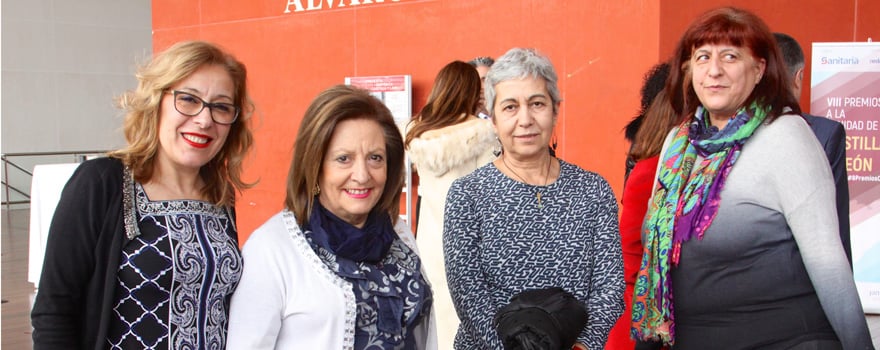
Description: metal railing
xmin=2 ymin=150 xmax=108 ymax=209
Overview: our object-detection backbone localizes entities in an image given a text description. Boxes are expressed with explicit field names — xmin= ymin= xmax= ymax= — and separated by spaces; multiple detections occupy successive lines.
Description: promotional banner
xmin=811 ymin=42 xmax=880 ymax=312
xmin=345 ymin=75 xmax=413 ymax=133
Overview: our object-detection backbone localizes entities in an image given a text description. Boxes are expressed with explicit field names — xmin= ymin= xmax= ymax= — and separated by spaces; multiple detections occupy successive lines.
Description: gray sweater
xmin=667 ymin=114 xmax=872 ymax=349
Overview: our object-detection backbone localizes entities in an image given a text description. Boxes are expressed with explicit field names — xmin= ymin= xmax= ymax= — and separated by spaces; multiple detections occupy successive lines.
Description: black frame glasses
xmin=168 ymin=90 xmax=240 ymax=125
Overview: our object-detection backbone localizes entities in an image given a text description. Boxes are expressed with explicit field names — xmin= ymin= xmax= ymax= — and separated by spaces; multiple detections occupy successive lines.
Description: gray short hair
xmin=484 ymin=48 xmax=561 ymax=118
xmin=468 ymin=56 xmax=495 ymax=68
xmin=773 ymin=32 xmax=805 ymax=77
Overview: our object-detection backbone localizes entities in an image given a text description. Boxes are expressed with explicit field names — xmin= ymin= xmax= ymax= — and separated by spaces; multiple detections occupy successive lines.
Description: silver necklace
xmin=501 ymin=156 xmax=552 ymax=209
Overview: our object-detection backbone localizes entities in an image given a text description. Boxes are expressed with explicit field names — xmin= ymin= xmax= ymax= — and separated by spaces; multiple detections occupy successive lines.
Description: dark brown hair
xmin=286 ymin=85 xmax=405 ymax=226
xmin=629 ymin=89 xmax=678 ymax=161
xmin=405 ymin=61 xmax=481 ymax=148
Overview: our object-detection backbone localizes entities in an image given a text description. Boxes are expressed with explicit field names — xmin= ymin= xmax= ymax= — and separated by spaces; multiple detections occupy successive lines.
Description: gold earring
xmin=313 ymin=184 xmax=321 ymax=195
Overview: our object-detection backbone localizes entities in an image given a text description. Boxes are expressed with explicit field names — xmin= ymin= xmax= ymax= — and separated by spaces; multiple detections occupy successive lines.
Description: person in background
xmin=606 ymin=62 xmax=674 ymax=350
xmin=227 ymin=85 xmax=435 ymax=349
xmin=774 ymin=31 xmax=851 ymax=267
xmin=632 ymin=7 xmax=872 ymax=349
xmin=405 ymin=60 xmax=497 ymax=350
xmin=468 ymin=56 xmax=495 ymax=119
xmin=31 ymin=40 xmax=256 ymax=350
xmin=623 ymin=63 xmax=670 ymax=183
xmin=445 ymin=47 xmax=623 ymax=350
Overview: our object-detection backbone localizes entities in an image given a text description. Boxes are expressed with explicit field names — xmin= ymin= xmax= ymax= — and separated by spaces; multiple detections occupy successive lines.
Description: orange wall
xmin=152 ymin=0 xmax=661 ymax=243
xmin=151 ymin=0 xmax=874 ymax=245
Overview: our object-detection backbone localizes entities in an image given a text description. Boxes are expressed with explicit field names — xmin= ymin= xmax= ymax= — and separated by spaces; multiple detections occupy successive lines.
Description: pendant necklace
xmin=501 ymin=156 xmax=552 ymax=209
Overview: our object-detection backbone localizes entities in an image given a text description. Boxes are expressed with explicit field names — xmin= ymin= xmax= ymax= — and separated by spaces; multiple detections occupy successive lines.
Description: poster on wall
xmin=810 ymin=42 xmax=880 ymax=312
xmin=344 ymin=75 xmax=412 ymax=133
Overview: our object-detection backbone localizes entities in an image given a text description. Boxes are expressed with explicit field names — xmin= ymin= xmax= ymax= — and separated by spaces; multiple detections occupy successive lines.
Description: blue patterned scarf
xmin=308 ymin=201 xmax=395 ymax=263
xmin=305 ymin=201 xmax=432 ymax=349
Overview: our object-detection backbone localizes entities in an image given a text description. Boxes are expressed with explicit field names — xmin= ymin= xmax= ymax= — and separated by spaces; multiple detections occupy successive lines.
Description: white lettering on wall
xmin=285 ymin=0 xmax=400 ymax=14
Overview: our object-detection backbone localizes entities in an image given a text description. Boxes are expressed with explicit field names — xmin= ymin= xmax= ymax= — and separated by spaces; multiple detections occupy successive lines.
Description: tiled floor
xmin=2 ymin=208 xmax=36 ymax=349
xmin=3 ymin=207 xmax=880 ymax=349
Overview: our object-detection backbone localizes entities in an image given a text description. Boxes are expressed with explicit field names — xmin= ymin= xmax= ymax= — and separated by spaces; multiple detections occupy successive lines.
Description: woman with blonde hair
xmin=32 ymin=40 xmax=255 ymax=349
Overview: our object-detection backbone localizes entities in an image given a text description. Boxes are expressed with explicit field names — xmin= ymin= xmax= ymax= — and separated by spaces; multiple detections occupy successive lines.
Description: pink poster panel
xmin=345 ymin=75 xmax=412 ymax=132
xmin=811 ymin=42 xmax=880 ymax=312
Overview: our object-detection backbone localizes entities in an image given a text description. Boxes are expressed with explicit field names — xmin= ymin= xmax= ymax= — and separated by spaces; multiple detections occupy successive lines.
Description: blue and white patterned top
xmin=443 ymin=160 xmax=624 ymax=350
xmin=107 ymin=182 xmax=242 ymax=349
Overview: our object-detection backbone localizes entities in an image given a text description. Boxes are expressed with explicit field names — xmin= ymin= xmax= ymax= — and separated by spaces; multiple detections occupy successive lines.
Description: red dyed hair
xmin=666 ymin=7 xmax=800 ymax=123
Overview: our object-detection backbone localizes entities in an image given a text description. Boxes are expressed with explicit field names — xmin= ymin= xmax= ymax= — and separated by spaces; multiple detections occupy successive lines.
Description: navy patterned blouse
xmin=443 ymin=160 xmax=624 ymax=350
xmin=107 ymin=182 xmax=242 ymax=349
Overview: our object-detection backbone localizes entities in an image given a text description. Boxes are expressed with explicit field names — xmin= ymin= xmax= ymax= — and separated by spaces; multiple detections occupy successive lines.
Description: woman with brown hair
xmin=228 ymin=85 xmax=435 ymax=349
xmin=405 ymin=60 xmax=497 ymax=349
xmin=607 ymin=63 xmax=676 ymax=350
xmin=32 ymin=40 xmax=255 ymax=350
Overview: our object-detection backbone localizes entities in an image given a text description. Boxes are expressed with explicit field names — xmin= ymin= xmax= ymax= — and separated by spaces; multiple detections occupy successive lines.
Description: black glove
xmin=494 ymin=287 xmax=589 ymax=350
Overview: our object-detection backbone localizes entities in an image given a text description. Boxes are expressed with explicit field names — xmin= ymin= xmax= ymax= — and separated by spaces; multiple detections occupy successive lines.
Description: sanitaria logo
xmin=820 ymin=56 xmax=860 ymax=64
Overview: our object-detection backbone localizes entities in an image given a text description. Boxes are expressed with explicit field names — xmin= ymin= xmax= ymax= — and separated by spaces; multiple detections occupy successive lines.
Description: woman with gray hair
xmin=443 ymin=47 xmax=624 ymax=350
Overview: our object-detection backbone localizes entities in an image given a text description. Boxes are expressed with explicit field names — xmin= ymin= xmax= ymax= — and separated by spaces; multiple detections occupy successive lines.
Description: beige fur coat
xmin=406 ymin=116 xmax=497 ymax=349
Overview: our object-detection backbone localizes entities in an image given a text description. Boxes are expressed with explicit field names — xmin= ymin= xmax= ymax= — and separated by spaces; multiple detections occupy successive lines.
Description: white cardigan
xmin=226 ymin=210 xmax=437 ymax=350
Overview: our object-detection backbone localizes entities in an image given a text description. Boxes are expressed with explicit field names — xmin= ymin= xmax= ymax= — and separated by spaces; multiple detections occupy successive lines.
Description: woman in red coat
xmin=607 ymin=63 xmax=674 ymax=350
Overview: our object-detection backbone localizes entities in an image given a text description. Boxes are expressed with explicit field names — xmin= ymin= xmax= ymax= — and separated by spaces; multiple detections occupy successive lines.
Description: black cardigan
xmin=32 ymin=157 xmax=126 ymax=350
xmin=30 ymin=157 xmax=237 ymax=350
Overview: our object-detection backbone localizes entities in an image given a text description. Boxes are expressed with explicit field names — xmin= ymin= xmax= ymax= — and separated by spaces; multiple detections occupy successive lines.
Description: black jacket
xmin=31 ymin=157 xmax=239 ymax=349
xmin=32 ymin=157 xmax=127 ymax=350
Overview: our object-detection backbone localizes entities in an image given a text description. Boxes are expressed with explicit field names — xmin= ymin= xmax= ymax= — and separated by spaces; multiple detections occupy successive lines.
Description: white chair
xmin=28 ymin=163 xmax=81 ymax=287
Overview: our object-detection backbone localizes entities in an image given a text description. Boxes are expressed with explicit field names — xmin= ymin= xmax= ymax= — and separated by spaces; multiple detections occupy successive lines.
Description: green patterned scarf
xmin=631 ymin=102 xmax=769 ymax=345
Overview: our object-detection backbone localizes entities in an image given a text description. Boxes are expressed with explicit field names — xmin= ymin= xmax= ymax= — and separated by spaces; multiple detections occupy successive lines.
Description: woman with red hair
xmin=631 ymin=7 xmax=872 ymax=349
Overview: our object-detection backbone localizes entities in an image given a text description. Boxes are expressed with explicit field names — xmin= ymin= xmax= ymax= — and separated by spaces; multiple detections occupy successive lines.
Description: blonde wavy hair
xmin=108 ymin=40 xmax=255 ymax=206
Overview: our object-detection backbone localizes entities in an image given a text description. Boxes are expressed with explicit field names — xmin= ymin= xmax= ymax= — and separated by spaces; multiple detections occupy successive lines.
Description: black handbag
xmin=493 ymin=287 xmax=589 ymax=350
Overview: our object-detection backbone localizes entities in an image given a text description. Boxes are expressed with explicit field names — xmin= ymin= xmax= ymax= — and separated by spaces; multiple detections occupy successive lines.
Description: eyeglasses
xmin=168 ymin=90 xmax=240 ymax=125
